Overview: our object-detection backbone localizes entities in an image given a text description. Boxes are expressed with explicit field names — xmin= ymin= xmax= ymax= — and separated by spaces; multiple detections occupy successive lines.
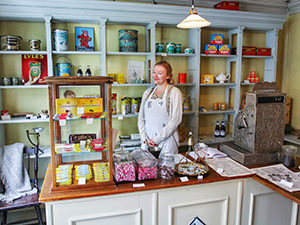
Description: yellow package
xmin=201 ymin=75 xmax=214 ymax=84
xmin=55 ymin=98 xmax=78 ymax=115
xmin=77 ymin=98 xmax=103 ymax=116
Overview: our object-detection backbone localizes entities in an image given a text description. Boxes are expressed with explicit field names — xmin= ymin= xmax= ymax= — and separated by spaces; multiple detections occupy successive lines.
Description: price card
xmin=118 ymin=115 xmax=124 ymax=120
xmin=86 ymin=118 xmax=93 ymax=124
xmin=133 ymin=183 xmax=145 ymax=188
xmin=162 ymin=53 xmax=167 ymax=57
xmin=280 ymin=179 xmax=294 ymax=188
xmin=78 ymin=177 xmax=86 ymax=185
xmin=197 ymin=175 xmax=204 ymax=180
xmin=59 ymin=119 xmax=66 ymax=126
xmin=180 ymin=176 xmax=189 ymax=182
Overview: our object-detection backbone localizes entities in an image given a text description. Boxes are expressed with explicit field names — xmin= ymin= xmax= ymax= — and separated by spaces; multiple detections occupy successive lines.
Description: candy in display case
xmin=46 ymin=76 xmax=114 ymax=191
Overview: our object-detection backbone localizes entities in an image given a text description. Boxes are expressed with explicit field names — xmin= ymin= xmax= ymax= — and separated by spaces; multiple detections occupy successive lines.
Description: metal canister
xmin=131 ymin=98 xmax=139 ymax=114
xmin=121 ymin=97 xmax=131 ymax=115
xmin=29 ymin=39 xmax=41 ymax=51
xmin=12 ymin=77 xmax=19 ymax=85
xmin=166 ymin=43 xmax=175 ymax=53
xmin=156 ymin=43 xmax=164 ymax=53
xmin=3 ymin=77 xmax=12 ymax=86
xmin=184 ymin=48 xmax=194 ymax=54
xmin=175 ymin=44 xmax=181 ymax=53
xmin=52 ymin=29 xmax=68 ymax=51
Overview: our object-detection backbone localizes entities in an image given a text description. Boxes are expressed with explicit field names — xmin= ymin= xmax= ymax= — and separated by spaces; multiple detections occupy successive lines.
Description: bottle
xmin=214 ymin=121 xmax=220 ymax=138
xmin=77 ymin=65 xmax=83 ymax=77
xmin=220 ymin=121 xmax=226 ymax=138
xmin=85 ymin=65 xmax=92 ymax=76
xmin=112 ymin=93 xmax=117 ymax=115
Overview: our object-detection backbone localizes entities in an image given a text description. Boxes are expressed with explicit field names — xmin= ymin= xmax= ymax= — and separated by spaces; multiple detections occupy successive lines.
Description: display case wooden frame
xmin=46 ymin=76 xmax=114 ymax=191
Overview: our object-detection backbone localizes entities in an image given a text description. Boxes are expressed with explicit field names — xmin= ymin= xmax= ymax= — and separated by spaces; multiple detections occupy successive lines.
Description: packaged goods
xmin=200 ymin=75 xmax=214 ymax=84
xmin=178 ymin=73 xmax=187 ymax=83
xmin=131 ymin=149 xmax=158 ymax=181
xmin=93 ymin=162 xmax=110 ymax=182
xmin=218 ymin=44 xmax=231 ymax=55
xmin=91 ymin=138 xmax=106 ymax=152
xmin=159 ymin=153 xmax=175 ymax=180
xmin=257 ymin=48 xmax=271 ymax=56
xmin=175 ymin=44 xmax=181 ymax=53
xmin=210 ymin=34 xmax=224 ymax=45
xmin=242 ymin=46 xmax=257 ymax=55
xmin=214 ymin=1 xmax=240 ymax=10
xmin=113 ymin=151 xmax=136 ymax=182
xmin=131 ymin=98 xmax=139 ymax=114
xmin=204 ymin=44 xmax=218 ymax=55
xmin=156 ymin=43 xmax=164 ymax=53
xmin=56 ymin=164 xmax=73 ymax=185
xmin=77 ymin=97 xmax=103 ymax=115
xmin=166 ymin=43 xmax=176 ymax=53
xmin=184 ymin=48 xmax=194 ymax=54
xmin=55 ymin=98 xmax=78 ymax=116
xmin=75 ymin=164 xmax=92 ymax=180
xmin=112 ymin=93 xmax=117 ymax=115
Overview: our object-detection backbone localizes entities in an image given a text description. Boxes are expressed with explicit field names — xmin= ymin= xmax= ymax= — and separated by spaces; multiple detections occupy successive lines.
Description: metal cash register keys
xmin=220 ymin=82 xmax=286 ymax=166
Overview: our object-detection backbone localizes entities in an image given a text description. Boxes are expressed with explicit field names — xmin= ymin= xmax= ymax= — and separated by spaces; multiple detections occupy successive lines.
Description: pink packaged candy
xmin=113 ymin=151 xmax=136 ymax=183
xmin=131 ymin=149 xmax=158 ymax=181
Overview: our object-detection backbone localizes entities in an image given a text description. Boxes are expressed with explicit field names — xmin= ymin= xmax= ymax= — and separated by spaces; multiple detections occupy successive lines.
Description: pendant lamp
xmin=177 ymin=0 xmax=211 ymax=29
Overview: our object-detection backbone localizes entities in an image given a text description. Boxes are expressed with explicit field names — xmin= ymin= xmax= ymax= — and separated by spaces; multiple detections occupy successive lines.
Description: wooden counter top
xmin=39 ymin=164 xmax=253 ymax=202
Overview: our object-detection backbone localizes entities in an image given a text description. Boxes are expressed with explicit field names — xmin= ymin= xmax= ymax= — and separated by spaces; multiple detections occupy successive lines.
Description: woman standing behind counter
xmin=138 ymin=61 xmax=183 ymax=155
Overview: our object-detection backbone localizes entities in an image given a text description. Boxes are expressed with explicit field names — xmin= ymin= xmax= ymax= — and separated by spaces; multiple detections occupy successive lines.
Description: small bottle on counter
xmin=214 ymin=121 xmax=220 ymax=138
xmin=77 ymin=65 xmax=83 ymax=76
xmin=85 ymin=65 xmax=92 ymax=76
xmin=220 ymin=121 xmax=226 ymax=138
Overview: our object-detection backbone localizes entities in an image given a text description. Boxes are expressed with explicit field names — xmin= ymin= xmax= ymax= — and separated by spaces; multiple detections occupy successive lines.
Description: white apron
xmin=142 ymin=87 xmax=178 ymax=154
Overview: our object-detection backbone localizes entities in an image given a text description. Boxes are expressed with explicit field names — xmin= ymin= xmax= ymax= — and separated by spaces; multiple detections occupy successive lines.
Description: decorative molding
xmin=168 ymin=196 xmax=229 ymax=225
xmin=0 ymin=0 xmax=287 ymax=30
xmin=291 ymin=202 xmax=299 ymax=225
xmin=68 ymin=208 xmax=142 ymax=225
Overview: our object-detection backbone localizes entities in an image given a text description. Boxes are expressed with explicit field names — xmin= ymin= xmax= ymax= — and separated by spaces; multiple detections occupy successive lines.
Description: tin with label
xmin=156 ymin=43 xmax=164 ymax=53
xmin=12 ymin=77 xmax=19 ymax=85
xmin=3 ymin=77 xmax=12 ymax=86
xmin=184 ymin=48 xmax=194 ymax=54
xmin=175 ymin=44 xmax=181 ymax=53
xmin=29 ymin=40 xmax=41 ymax=51
xmin=166 ymin=43 xmax=175 ymax=53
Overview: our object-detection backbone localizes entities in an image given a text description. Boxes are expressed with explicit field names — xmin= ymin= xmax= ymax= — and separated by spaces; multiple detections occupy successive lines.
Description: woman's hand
xmin=146 ymin=138 xmax=157 ymax=147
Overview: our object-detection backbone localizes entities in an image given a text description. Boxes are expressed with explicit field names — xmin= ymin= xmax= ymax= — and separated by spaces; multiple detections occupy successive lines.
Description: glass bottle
xmin=112 ymin=93 xmax=117 ymax=115
xmin=77 ymin=65 xmax=83 ymax=77
xmin=220 ymin=121 xmax=226 ymax=138
xmin=85 ymin=65 xmax=92 ymax=76
xmin=214 ymin=121 xmax=220 ymax=138
xmin=158 ymin=153 xmax=175 ymax=180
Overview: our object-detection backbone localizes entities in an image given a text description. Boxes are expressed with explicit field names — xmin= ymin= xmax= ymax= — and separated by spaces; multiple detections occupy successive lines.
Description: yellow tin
xmin=201 ymin=75 xmax=214 ymax=84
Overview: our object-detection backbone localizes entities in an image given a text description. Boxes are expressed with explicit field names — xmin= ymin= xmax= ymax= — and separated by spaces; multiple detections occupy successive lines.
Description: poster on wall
xmin=22 ymin=54 xmax=48 ymax=85
xmin=75 ymin=27 xmax=95 ymax=51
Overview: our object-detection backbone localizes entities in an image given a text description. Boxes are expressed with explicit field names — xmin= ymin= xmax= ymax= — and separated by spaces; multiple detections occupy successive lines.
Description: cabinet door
xmin=241 ymin=179 xmax=294 ymax=225
xmin=158 ymin=180 xmax=244 ymax=225
xmin=46 ymin=192 xmax=155 ymax=225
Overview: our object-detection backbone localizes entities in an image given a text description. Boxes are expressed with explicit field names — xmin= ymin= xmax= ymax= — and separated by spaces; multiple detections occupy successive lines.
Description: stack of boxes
xmin=204 ymin=34 xmax=231 ymax=55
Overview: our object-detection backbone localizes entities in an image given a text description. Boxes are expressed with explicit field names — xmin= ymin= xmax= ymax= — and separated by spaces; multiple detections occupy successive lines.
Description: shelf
xmin=200 ymin=54 xmax=237 ymax=58
xmin=199 ymin=109 xmax=235 ymax=114
xmin=156 ymin=53 xmax=196 ymax=57
xmin=200 ymin=83 xmax=236 ymax=87
xmin=112 ymin=83 xmax=152 ymax=87
xmin=107 ymin=52 xmax=151 ymax=56
xmin=198 ymin=135 xmax=233 ymax=145
xmin=242 ymin=55 xmax=273 ymax=59
xmin=52 ymin=51 xmax=102 ymax=55
xmin=0 ymin=117 xmax=49 ymax=124
xmin=56 ymin=150 xmax=108 ymax=156
xmin=241 ymin=83 xmax=256 ymax=86
xmin=183 ymin=111 xmax=197 ymax=115
xmin=0 ymin=50 xmax=47 ymax=55
xmin=0 ymin=85 xmax=48 ymax=89
xmin=175 ymin=83 xmax=195 ymax=87
xmin=112 ymin=114 xmax=138 ymax=119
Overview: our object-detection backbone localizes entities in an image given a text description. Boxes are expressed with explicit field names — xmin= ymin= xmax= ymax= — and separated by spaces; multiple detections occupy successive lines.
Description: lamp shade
xmin=177 ymin=7 xmax=211 ymax=29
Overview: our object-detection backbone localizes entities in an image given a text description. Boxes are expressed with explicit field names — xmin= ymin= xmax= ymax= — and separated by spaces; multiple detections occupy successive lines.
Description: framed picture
xmin=189 ymin=217 xmax=206 ymax=225
xmin=75 ymin=27 xmax=94 ymax=51
xmin=127 ymin=60 xmax=144 ymax=83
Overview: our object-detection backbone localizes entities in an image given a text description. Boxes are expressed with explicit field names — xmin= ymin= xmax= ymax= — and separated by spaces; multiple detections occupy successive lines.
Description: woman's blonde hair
xmin=154 ymin=61 xmax=175 ymax=85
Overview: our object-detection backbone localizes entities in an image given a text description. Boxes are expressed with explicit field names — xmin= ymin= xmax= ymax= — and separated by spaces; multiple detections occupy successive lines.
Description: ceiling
xmin=105 ymin=0 xmax=300 ymax=14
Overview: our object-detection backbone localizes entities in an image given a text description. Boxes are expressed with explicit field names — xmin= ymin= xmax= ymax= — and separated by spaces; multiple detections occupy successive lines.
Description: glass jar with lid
xmin=158 ymin=153 xmax=175 ymax=180
xmin=280 ymin=145 xmax=298 ymax=168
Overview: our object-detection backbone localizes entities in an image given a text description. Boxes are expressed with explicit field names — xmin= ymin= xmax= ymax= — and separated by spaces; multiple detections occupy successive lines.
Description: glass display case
xmin=46 ymin=76 xmax=114 ymax=191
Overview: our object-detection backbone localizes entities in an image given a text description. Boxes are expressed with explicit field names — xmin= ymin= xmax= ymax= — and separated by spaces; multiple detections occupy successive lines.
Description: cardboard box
xmin=242 ymin=46 xmax=257 ymax=55
xmin=214 ymin=1 xmax=239 ymax=10
xmin=218 ymin=44 xmax=231 ymax=55
xmin=56 ymin=99 xmax=78 ymax=115
xmin=257 ymin=48 xmax=271 ymax=56
xmin=210 ymin=34 xmax=224 ymax=45
xmin=201 ymin=75 xmax=214 ymax=84
xmin=77 ymin=98 xmax=103 ymax=115
xmin=205 ymin=44 xmax=218 ymax=55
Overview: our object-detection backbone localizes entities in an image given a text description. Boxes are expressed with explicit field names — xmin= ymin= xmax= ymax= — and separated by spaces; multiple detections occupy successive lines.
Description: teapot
xmin=215 ymin=72 xmax=231 ymax=83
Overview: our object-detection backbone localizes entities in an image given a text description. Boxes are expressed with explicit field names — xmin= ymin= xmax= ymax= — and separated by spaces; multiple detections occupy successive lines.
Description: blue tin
xmin=56 ymin=63 xmax=71 ymax=76
xmin=166 ymin=43 xmax=176 ymax=53
xmin=52 ymin=29 xmax=69 ymax=51
xmin=156 ymin=43 xmax=164 ymax=53
xmin=119 ymin=29 xmax=138 ymax=52
xmin=175 ymin=44 xmax=181 ymax=53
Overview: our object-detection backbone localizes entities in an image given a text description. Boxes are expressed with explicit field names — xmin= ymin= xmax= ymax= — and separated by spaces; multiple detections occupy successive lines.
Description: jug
xmin=215 ymin=72 xmax=231 ymax=83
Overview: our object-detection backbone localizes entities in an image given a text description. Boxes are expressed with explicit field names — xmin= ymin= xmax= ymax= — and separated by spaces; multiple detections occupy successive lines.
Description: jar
xmin=158 ymin=153 xmax=175 ymax=180
xmin=29 ymin=39 xmax=41 ymax=51
xmin=175 ymin=44 xmax=181 ymax=53
xmin=166 ymin=43 xmax=175 ymax=53
xmin=12 ymin=77 xmax=19 ymax=85
xmin=280 ymin=145 xmax=297 ymax=168
xmin=156 ymin=43 xmax=164 ymax=53
xmin=112 ymin=93 xmax=117 ymax=115
xmin=3 ymin=77 xmax=12 ymax=86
